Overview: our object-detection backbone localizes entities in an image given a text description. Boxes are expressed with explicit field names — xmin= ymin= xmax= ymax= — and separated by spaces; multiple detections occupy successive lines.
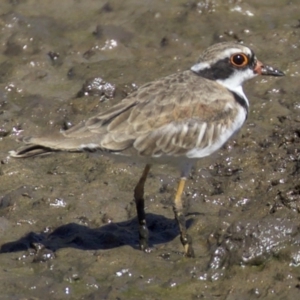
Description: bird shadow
xmin=0 ymin=213 xmax=195 ymax=254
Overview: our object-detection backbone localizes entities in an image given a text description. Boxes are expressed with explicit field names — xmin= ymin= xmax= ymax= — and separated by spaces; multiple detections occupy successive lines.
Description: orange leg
xmin=173 ymin=177 xmax=195 ymax=257
xmin=134 ymin=164 xmax=151 ymax=252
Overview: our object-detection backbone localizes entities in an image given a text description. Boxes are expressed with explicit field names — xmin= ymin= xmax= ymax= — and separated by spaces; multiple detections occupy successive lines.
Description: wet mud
xmin=0 ymin=0 xmax=300 ymax=299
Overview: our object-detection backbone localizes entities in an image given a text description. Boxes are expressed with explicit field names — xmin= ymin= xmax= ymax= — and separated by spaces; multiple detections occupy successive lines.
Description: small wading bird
xmin=10 ymin=42 xmax=284 ymax=257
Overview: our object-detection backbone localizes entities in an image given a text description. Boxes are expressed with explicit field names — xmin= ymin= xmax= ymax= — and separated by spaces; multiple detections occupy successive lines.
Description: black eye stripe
xmin=248 ymin=49 xmax=256 ymax=67
xmin=192 ymin=58 xmax=235 ymax=80
xmin=192 ymin=51 xmax=256 ymax=80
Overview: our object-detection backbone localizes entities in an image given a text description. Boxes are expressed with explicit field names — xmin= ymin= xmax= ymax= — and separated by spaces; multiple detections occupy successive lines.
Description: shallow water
xmin=0 ymin=0 xmax=300 ymax=299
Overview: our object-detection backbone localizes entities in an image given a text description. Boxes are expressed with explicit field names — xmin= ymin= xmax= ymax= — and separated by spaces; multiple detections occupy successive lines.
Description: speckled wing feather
xmin=66 ymin=70 xmax=244 ymax=156
xmin=11 ymin=70 xmax=244 ymax=158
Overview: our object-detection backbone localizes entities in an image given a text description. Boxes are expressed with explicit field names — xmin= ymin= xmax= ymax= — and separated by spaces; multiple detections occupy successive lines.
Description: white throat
xmin=216 ymin=68 xmax=257 ymax=107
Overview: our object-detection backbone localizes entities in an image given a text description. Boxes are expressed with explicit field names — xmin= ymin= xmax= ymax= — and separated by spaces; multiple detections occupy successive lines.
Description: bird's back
xmin=11 ymin=70 xmax=244 ymax=159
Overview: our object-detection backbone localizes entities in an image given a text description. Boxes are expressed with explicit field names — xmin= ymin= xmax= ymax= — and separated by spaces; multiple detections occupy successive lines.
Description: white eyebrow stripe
xmin=191 ymin=62 xmax=210 ymax=72
xmin=191 ymin=47 xmax=252 ymax=73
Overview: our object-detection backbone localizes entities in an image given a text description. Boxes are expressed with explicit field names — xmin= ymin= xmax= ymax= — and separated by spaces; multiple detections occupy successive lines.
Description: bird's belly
xmin=186 ymin=107 xmax=247 ymax=159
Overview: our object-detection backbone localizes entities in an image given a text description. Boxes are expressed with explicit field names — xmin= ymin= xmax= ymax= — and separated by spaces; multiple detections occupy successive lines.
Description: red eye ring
xmin=230 ymin=53 xmax=249 ymax=67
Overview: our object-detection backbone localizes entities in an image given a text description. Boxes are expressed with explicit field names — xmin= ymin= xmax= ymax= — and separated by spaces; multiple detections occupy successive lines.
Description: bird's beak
xmin=254 ymin=60 xmax=285 ymax=77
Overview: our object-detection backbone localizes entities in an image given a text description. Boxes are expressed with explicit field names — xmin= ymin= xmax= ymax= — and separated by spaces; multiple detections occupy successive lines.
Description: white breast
xmin=186 ymin=105 xmax=247 ymax=159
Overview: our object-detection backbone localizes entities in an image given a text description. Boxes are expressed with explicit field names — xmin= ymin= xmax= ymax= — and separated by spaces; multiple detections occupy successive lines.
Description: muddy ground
xmin=0 ymin=0 xmax=300 ymax=299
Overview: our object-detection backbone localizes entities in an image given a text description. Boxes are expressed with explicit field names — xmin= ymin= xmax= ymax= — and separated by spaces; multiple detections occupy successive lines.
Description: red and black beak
xmin=254 ymin=60 xmax=285 ymax=76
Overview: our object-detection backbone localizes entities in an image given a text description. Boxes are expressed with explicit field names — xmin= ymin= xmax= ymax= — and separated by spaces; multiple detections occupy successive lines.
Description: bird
xmin=10 ymin=42 xmax=284 ymax=257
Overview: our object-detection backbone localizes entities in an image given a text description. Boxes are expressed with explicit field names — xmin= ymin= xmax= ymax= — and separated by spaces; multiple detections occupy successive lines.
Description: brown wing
xmin=64 ymin=70 xmax=242 ymax=156
xmin=12 ymin=70 xmax=242 ymax=158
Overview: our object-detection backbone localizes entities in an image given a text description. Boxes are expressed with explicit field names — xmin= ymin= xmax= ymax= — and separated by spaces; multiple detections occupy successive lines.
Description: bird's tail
xmin=9 ymin=144 xmax=55 ymax=158
xmin=9 ymin=135 xmax=83 ymax=158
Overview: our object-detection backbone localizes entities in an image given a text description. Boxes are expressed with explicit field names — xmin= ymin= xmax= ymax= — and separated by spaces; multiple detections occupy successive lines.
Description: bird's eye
xmin=230 ymin=53 xmax=249 ymax=67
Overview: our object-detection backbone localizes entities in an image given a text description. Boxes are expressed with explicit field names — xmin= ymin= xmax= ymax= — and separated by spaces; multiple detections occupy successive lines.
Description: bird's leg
xmin=173 ymin=177 xmax=195 ymax=258
xmin=134 ymin=164 xmax=151 ymax=252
